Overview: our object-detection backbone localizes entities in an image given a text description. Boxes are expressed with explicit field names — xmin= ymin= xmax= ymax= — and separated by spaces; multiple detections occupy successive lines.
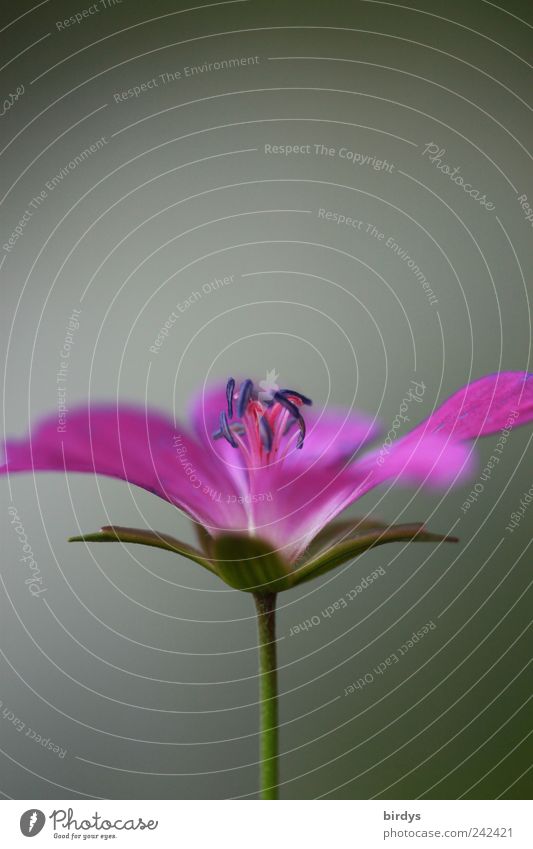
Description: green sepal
xmin=193 ymin=521 xmax=215 ymax=557
xmin=68 ymin=525 xmax=218 ymax=576
xmin=302 ymin=517 xmax=390 ymax=561
xmin=213 ymin=533 xmax=293 ymax=593
xmin=68 ymin=521 xmax=459 ymax=594
xmin=291 ymin=523 xmax=458 ymax=587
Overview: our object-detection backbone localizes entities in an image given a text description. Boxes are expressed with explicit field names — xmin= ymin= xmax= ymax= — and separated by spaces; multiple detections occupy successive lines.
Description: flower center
xmin=212 ymin=377 xmax=312 ymax=469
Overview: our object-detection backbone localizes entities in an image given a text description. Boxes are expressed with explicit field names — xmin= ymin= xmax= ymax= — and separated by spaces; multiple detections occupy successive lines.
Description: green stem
xmin=253 ymin=592 xmax=279 ymax=800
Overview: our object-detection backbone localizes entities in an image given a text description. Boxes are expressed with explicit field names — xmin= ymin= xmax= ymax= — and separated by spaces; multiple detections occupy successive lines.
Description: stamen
xmin=295 ymin=418 xmax=306 ymax=449
xmin=213 ymin=378 xmax=311 ymax=464
xmin=274 ymin=391 xmax=307 ymax=449
xmin=219 ymin=410 xmax=238 ymax=448
xmin=259 ymin=415 xmax=273 ymax=451
xmin=226 ymin=377 xmax=235 ymax=418
xmin=273 ymin=391 xmax=300 ymax=419
xmin=237 ymin=379 xmax=254 ymax=417
xmin=283 ymin=417 xmax=298 ymax=436
xmin=279 ymin=389 xmax=313 ymax=406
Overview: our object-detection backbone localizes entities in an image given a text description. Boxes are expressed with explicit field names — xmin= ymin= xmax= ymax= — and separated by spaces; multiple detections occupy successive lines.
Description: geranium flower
xmin=3 ymin=371 xmax=532 ymax=590
xmin=2 ymin=370 xmax=532 ymax=798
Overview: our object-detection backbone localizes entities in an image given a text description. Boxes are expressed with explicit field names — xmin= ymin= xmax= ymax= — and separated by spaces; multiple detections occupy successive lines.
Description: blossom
xmin=2 ymin=372 xmax=532 ymax=592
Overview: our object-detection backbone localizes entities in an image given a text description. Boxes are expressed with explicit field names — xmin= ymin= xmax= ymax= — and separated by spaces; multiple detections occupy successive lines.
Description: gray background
xmin=0 ymin=0 xmax=531 ymax=799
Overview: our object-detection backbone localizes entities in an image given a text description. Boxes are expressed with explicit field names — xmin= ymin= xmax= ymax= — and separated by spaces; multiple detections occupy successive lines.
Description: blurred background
xmin=0 ymin=0 xmax=531 ymax=799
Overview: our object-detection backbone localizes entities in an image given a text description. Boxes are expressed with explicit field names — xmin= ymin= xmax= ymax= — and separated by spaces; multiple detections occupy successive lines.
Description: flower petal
xmin=188 ymin=382 xmax=252 ymax=499
xmin=245 ymin=434 xmax=473 ymax=562
xmin=189 ymin=382 xmax=230 ymax=446
xmin=0 ymin=405 xmax=246 ymax=532
xmin=285 ymin=405 xmax=381 ymax=467
xmin=409 ymin=371 xmax=533 ymax=440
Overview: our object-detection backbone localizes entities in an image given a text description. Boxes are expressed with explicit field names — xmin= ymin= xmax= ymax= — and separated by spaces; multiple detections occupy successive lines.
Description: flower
xmin=2 ymin=372 xmax=532 ymax=593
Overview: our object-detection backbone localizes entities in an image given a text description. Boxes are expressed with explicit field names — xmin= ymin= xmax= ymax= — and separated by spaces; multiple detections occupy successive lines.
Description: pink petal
xmin=350 ymin=434 xmax=474 ymax=500
xmin=409 ymin=372 xmax=533 ymax=441
xmin=188 ymin=382 xmax=249 ymax=492
xmin=237 ymin=463 xmax=358 ymax=561
xmin=1 ymin=405 xmax=246 ymax=533
xmin=245 ymin=430 xmax=473 ymax=562
xmin=269 ymin=372 xmax=533 ymax=561
xmin=188 ymin=382 xmax=229 ymax=445
xmin=286 ymin=405 xmax=380 ymax=466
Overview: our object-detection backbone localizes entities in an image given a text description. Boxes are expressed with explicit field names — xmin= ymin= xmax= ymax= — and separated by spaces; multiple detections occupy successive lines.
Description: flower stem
xmin=253 ymin=591 xmax=279 ymax=800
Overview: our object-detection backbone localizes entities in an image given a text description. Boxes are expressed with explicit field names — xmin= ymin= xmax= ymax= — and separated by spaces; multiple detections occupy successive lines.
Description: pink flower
xmin=2 ymin=372 xmax=532 ymax=591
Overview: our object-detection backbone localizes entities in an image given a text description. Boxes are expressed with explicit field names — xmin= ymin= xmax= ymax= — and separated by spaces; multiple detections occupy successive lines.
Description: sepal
xmin=68 ymin=525 xmax=218 ymax=575
xmin=213 ymin=534 xmax=293 ymax=593
xmin=291 ymin=523 xmax=458 ymax=587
